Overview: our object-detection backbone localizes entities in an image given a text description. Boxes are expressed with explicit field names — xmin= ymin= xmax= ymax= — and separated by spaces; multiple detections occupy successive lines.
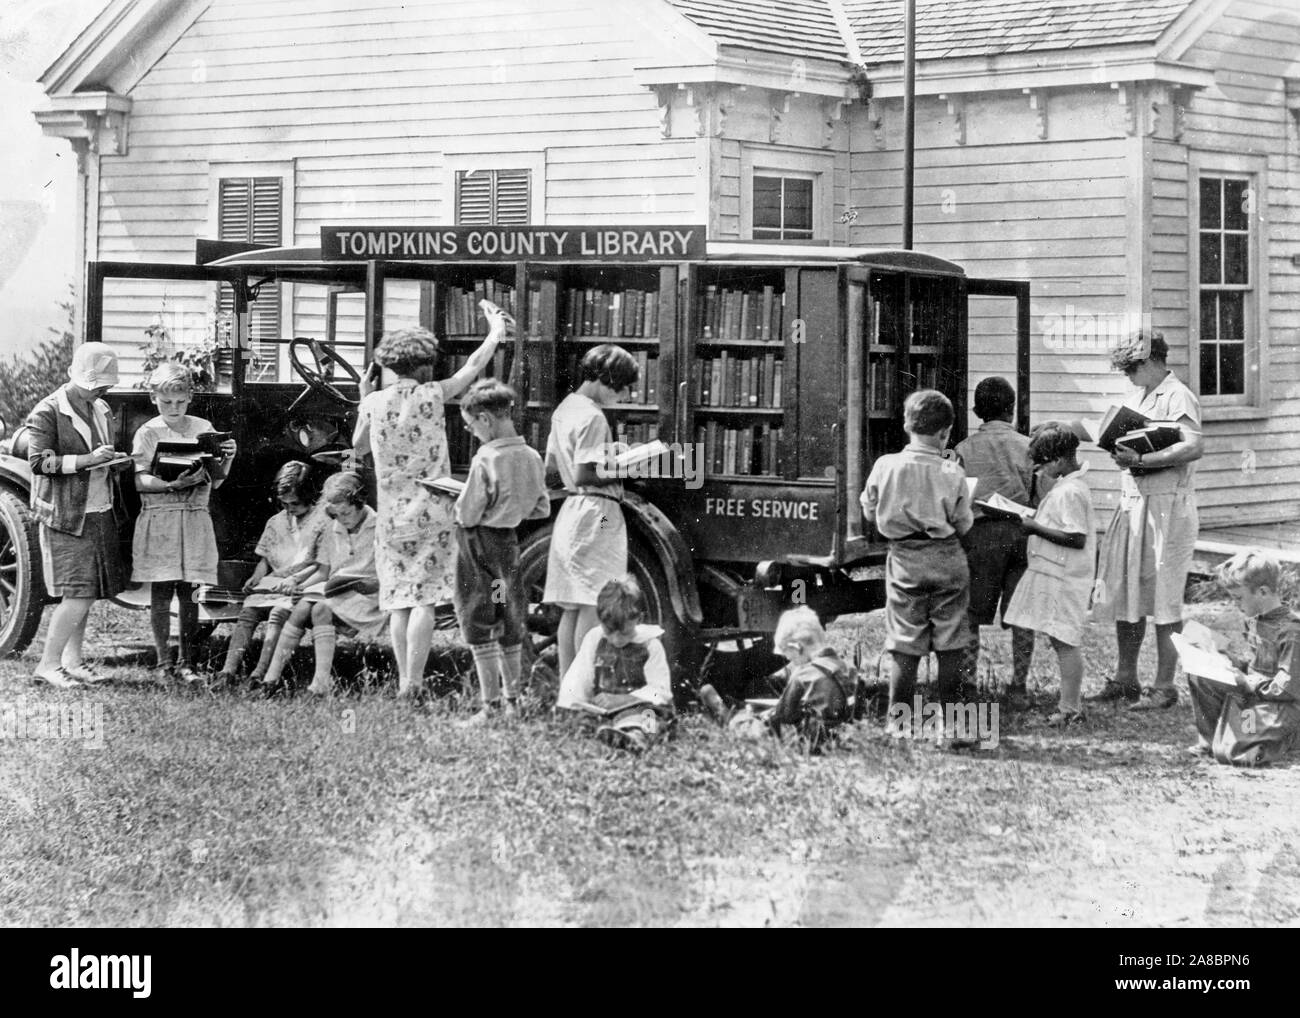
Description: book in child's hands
xmin=1114 ymin=424 xmax=1182 ymax=456
xmin=974 ymin=492 xmax=1035 ymax=521
xmin=1096 ymin=404 xmax=1152 ymax=453
xmin=418 ymin=476 xmax=466 ymax=498
xmin=150 ymin=440 xmax=214 ymax=481
xmin=613 ymin=439 xmax=670 ymax=470
xmin=1171 ymin=633 xmax=1238 ymax=686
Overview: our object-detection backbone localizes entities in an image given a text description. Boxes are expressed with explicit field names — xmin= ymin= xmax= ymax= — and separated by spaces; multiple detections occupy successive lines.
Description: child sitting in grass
xmin=556 ymin=575 xmax=674 ymax=753
xmin=1002 ymin=423 xmax=1096 ymax=727
xmin=699 ymin=606 xmax=856 ymax=753
xmin=1186 ymin=550 xmax=1300 ymax=767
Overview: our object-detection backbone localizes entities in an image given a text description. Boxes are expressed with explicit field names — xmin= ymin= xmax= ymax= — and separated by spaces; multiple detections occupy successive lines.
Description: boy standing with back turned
xmin=860 ymin=390 xmax=975 ymax=732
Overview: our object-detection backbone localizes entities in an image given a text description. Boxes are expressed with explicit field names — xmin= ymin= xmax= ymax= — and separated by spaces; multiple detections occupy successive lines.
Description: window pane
xmin=752 ymin=228 xmax=782 ymax=240
xmin=1219 ymin=291 xmax=1244 ymax=340
xmin=1199 ymin=232 xmax=1222 ymax=285
xmin=1199 ymin=177 xmax=1221 ymax=229
xmin=1223 ymin=179 xmax=1250 ymax=231
xmin=1219 ymin=343 xmax=1245 ymax=395
xmin=1200 ymin=342 xmax=1219 ymax=395
xmin=783 ymin=178 xmax=814 ymax=232
xmin=1224 ymin=233 xmax=1249 ymax=285
xmin=1199 ymin=292 xmax=1218 ymax=340
xmin=753 ymin=176 xmax=783 ymax=230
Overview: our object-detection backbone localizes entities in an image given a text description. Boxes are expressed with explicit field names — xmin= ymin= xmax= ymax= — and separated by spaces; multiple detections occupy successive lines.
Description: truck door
xmin=962 ymin=277 xmax=1032 ymax=436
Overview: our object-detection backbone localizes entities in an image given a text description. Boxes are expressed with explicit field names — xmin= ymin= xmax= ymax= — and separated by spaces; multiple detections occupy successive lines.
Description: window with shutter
xmin=455 ymin=169 xmax=531 ymax=225
xmin=218 ymin=176 xmax=283 ymax=379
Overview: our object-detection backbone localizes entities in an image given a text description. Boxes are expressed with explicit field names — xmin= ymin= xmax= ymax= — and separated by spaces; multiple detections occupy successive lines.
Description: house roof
xmin=662 ymin=0 xmax=853 ymax=62
xmin=664 ymin=0 xmax=1199 ymax=64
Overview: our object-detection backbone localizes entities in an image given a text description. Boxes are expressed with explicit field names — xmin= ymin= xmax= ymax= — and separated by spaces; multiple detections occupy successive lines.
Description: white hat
xmin=68 ymin=343 xmax=120 ymax=389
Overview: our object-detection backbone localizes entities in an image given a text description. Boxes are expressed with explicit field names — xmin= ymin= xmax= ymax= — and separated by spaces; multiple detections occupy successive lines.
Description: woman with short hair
xmin=1090 ymin=331 xmax=1203 ymax=710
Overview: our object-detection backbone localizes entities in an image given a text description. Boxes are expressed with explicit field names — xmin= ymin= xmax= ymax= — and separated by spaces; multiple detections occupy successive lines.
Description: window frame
xmin=206 ymin=160 xmax=295 ymax=382
xmin=1188 ymin=151 xmax=1269 ymax=417
xmin=443 ymin=151 xmax=544 ymax=225
xmin=740 ymin=146 xmax=833 ymax=243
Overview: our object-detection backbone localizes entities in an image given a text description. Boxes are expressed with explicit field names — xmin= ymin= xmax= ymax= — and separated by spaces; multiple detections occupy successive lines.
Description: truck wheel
xmin=517 ymin=526 xmax=696 ymax=696
xmin=0 ymin=489 xmax=46 ymax=658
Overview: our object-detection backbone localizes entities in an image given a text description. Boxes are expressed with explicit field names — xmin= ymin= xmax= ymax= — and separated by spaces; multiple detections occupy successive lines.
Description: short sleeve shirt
xmin=131 ymin=415 xmax=214 ymax=509
xmin=317 ymin=506 xmax=378 ymax=580
xmin=545 ymin=392 xmax=620 ymax=500
xmin=955 ymin=421 xmax=1033 ymax=518
xmin=860 ymin=443 xmax=973 ymax=539
xmin=1125 ymin=371 xmax=1201 ymax=496
xmin=256 ymin=506 xmax=328 ymax=575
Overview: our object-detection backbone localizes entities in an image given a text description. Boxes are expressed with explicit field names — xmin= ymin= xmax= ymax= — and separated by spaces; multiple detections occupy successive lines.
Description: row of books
xmin=868 ymin=354 xmax=940 ymax=410
xmin=441 ymin=279 xmax=524 ymax=336
xmin=614 ymin=420 xmax=660 ymax=447
xmin=561 ymin=287 xmax=660 ymax=339
xmin=691 ymin=353 xmax=784 ymax=409
xmin=697 ymin=285 xmax=783 ymax=343
xmin=694 ymin=422 xmax=783 ymax=477
xmin=442 ymin=348 xmax=511 ymax=381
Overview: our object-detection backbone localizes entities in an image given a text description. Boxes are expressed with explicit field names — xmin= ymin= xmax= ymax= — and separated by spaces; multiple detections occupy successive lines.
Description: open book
xmin=974 ymin=492 xmax=1035 ymax=521
xmin=301 ymin=575 xmax=371 ymax=598
xmin=419 ymin=476 xmax=466 ymax=498
xmin=89 ymin=453 xmax=134 ymax=471
xmin=614 ymin=439 xmax=670 ymax=470
xmin=1171 ymin=633 xmax=1238 ymax=686
xmin=564 ymin=689 xmax=664 ymax=716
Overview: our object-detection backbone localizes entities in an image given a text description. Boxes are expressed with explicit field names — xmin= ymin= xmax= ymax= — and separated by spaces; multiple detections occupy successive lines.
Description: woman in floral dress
xmin=353 ymin=309 xmax=508 ymax=696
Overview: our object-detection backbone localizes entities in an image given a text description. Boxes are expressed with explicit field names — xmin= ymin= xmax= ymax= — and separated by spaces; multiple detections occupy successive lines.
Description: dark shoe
xmin=1085 ymin=681 xmax=1141 ymax=704
xmin=1128 ymin=686 xmax=1178 ymax=711
xmin=1047 ymin=708 xmax=1087 ymax=728
xmin=596 ymin=724 xmax=648 ymax=754
xmin=1186 ymin=741 xmax=1212 ymax=758
xmin=1002 ymin=685 xmax=1034 ymax=712
xmin=207 ymin=670 xmax=238 ymax=692
xmin=32 ymin=667 xmax=84 ymax=690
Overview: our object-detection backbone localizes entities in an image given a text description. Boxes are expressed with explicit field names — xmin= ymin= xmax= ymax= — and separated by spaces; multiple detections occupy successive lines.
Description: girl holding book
xmin=131 ymin=362 xmax=237 ymax=682
xmin=258 ymin=471 xmax=383 ymax=696
xmin=213 ymin=460 xmax=325 ymax=687
xmin=544 ymin=344 xmax=639 ymax=679
xmin=352 ymin=307 xmax=509 ymax=699
xmin=1003 ymin=423 xmax=1097 ymax=726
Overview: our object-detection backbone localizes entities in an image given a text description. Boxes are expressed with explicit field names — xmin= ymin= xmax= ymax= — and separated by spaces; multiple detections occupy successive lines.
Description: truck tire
xmin=517 ymin=525 xmax=696 ymax=695
xmin=0 ymin=489 xmax=46 ymax=658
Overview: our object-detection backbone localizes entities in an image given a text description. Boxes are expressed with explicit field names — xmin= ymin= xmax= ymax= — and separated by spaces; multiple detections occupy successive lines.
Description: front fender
xmin=517 ymin=489 xmax=703 ymax=628
xmin=623 ymin=489 xmax=703 ymax=627
xmin=0 ymin=454 xmax=32 ymax=497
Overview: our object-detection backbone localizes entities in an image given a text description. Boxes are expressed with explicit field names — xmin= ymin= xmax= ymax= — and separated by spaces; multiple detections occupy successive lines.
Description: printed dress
xmin=355 ymin=379 xmax=457 ymax=610
xmin=130 ymin=415 xmax=219 ymax=585
xmin=243 ymin=505 xmax=328 ymax=610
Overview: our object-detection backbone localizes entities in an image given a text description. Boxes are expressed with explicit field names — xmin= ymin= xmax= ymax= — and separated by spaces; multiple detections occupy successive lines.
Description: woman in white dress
xmin=353 ymin=308 xmax=508 ymax=696
xmin=1090 ymin=332 xmax=1203 ymax=711
xmin=544 ymin=344 xmax=640 ymax=679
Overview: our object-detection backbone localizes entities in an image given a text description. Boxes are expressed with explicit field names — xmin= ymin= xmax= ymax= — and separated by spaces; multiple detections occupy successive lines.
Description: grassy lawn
xmin=2 ymin=599 xmax=1298 ymax=927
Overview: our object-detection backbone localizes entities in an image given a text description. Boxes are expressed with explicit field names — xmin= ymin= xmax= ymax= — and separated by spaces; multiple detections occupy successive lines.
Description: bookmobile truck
xmin=0 ymin=223 xmax=1030 ymax=690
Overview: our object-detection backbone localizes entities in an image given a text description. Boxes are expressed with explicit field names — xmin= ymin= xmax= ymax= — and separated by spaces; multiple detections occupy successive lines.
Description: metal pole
xmin=902 ymin=0 xmax=916 ymax=250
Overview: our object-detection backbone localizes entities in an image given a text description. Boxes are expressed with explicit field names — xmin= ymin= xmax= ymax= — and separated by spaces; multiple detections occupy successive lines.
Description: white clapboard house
xmin=35 ymin=0 xmax=1300 ymax=530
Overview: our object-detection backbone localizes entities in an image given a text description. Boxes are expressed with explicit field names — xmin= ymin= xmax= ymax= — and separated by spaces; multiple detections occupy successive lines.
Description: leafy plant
xmin=138 ymin=303 xmax=230 ymax=391
xmin=0 ymin=292 xmax=76 ymax=429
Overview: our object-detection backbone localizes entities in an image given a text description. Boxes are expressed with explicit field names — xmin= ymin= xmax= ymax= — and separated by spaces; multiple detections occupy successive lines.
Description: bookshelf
xmin=520 ymin=264 xmax=675 ymax=459
xmin=687 ymin=266 xmax=788 ymax=480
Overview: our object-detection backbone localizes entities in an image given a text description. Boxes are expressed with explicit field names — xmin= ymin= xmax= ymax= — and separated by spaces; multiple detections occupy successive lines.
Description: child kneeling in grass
xmin=1186 ymin=550 xmax=1300 ymax=767
xmin=699 ymin=607 xmax=856 ymax=753
xmin=556 ymin=576 xmax=674 ymax=753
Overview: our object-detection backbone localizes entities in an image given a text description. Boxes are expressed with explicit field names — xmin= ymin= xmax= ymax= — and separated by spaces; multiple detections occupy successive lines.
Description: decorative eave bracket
xmin=35 ymin=91 xmax=133 ymax=173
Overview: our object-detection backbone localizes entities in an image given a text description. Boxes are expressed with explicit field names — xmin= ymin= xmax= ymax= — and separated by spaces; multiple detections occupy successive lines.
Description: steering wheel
xmin=288 ymin=337 xmax=362 ymax=410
